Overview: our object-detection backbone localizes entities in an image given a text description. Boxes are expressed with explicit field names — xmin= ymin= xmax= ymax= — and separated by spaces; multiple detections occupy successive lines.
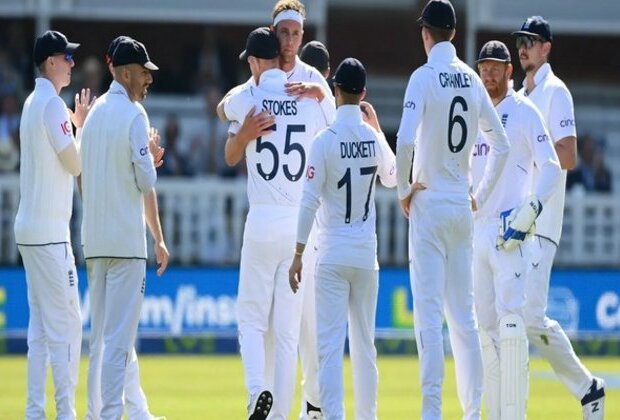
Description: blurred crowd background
xmin=0 ymin=0 xmax=619 ymax=267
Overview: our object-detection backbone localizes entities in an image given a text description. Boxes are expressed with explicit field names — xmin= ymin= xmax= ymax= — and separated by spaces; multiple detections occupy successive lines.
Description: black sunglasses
xmin=516 ymin=35 xmax=543 ymax=50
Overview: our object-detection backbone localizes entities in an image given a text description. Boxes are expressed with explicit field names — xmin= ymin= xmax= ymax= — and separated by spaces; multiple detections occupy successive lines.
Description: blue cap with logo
xmin=300 ymin=41 xmax=330 ymax=73
xmin=33 ymin=30 xmax=80 ymax=66
xmin=112 ymin=38 xmax=158 ymax=70
xmin=476 ymin=40 xmax=511 ymax=63
xmin=417 ymin=0 xmax=456 ymax=30
xmin=512 ymin=16 xmax=552 ymax=42
xmin=332 ymin=57 xmax=366 ymax=94
xmin=239 ymin=27 xmax=279 ymax=61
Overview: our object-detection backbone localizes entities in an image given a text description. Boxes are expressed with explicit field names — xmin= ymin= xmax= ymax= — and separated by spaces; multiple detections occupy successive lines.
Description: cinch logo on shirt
xmin=560 ymin=119 xmax=575 ymax=127
xmin=262 ymin=99 xmax=297 ymax=116
xmin=438 ymin=72 xmax=472 ymax=88
xmin=537 ymin=134 xmax=549 ymax=143
xmin=404 ymin=101 xmax=416 ymax=109
xmin=340 ymin=141 xmax=376 ymax=159
xmin=139 ymin=147 xmax=149 ymax=156
xmin=61 ymin=120 xmax=71 ymax=135
xmin=472 ymin=142 xmax=489 ymax=157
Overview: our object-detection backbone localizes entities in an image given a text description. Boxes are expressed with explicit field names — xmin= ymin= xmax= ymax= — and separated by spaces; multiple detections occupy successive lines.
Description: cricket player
xmin=84 ymin=35 xmax=166 ymax=420
xmin=80 ymin=38 xmax=169 ymax=420
xmin=512 ymin=16 xmax=606 ymax=419
xmin=15 ymin=30 xmax=92 ymax=420
xmin=289 ymin=57 xmax=396 ymax=420
xmin=221 ymin=27 xmax=329 ymax=420
xmin=395 ymin=1 xmax=510 ymax=418
xmin=298 ymin=37 xmax=331 ymax=420
xmin=472 ymin=40 xmax=562 ymax=420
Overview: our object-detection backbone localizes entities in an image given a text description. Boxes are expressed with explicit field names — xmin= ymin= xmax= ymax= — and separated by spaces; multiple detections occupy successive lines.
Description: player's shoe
xmin=307 ymin=410 xmax=323 ymax=420
xmin=581 ymin=377 xmax=605 ymax=420
xmin=248 ymin=390 xmax=273 ymax=420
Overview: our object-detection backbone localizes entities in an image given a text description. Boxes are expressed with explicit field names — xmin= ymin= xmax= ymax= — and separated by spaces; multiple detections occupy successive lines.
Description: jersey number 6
xmin=448 ymin=96 xmax=468 ymax=153
xmin=256 ymin=124 xmax=306 ymax=181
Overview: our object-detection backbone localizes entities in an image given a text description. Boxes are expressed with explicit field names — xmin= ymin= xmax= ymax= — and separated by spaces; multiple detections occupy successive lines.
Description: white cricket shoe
xmin=248 ymin=390 xmax=273 ymax=420
xmin=581 ymin=377 xmax=605 ymax=420
xmin=308 ymin=410 xmax=324 ymax=420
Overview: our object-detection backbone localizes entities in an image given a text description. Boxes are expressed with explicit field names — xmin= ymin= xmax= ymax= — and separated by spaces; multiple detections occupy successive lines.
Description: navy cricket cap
xmin=239 ymin=27 xmax=279 ymax=61
xmin=512 ymin=16 xmax=552 ymax=42
xmin=476 ymin=40 xmax=511 ymax=63
xmin=332 ymin=57 xmax=366 ymax=94
xmin=112 ymin=39 xmax=159 ymax=70
xmin=417 ymin=0 xmax=456 ymax=30
xmin=300 ymin=41 xmax=330 ymax=73
xmin=106 ymin=35 xmax=132 ymax=64
xmin=33 ymin=30 xmax=80 ymax=66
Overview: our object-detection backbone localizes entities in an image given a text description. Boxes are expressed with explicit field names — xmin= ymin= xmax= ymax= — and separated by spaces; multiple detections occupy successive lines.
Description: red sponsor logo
xmin=61 ymin=120 xmax=71 ymax=135
xmin=306 ymin=166 xmax=315 ymax=180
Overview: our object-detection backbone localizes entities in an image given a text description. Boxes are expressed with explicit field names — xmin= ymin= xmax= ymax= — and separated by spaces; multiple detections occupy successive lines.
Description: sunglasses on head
xmin=516 ymin=35 xmax=543 ymax=50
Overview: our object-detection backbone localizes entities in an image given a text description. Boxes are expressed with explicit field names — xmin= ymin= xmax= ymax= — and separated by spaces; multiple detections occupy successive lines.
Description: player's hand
xmin=154 ymin=240 xmax=169 ymax=276
xmin=360 ymin=101 xmax=382 ymax=133
xmin=148 ymin=128 xmax=165 ymax=168
xmin=288 ymin=255 xmax=303 ymax=293
xmin=69 ymin=88 xmax=96 ymax=128
xmin=470 ymin=193 xmax=478 ymax=212
xmin=285 ymin=82 xmax=325 ymax=102
xmin=399 ymin=182 xmax=427 ymax=218
xmin=237 ymin=106 xmax=275 ymax=145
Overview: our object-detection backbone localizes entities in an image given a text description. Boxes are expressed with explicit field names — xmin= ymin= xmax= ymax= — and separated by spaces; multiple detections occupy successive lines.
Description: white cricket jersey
xmin=14 ymin=78 xmax=75 ymax=245
xmin=81 ymin=81 xmax=156 ymax=259
xmin=224 ymin=68 xmax=328 ymax=241
xmin=518 ymin=63 xmax=576 ymax=244
xmin=396 ymin=42 xmax=510 ymax=208
xmin=296 ymin=105 xmax=396 ymax=270
xmin=471 ymin=89 xmax=562 ymax=218
xmin=240 ymin=56 xmax=336 ymax=125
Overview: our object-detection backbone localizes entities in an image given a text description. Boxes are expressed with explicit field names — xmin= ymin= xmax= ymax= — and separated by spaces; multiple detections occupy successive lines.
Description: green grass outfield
xmin=0 ymin=355 xmax=618 ymax=419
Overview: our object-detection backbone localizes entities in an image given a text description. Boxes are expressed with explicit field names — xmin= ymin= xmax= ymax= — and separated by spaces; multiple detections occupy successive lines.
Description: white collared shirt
xmin=519 ymin=62 xmax=576 ymax=244
xmin=396 ymin=42 xmax=510 ymax=209
xmin=471 ymin=89 xmax=562 ymax=218
xmin=296 ymin=105 xmax=396 ymax=270
xmin=223 ymin=68 xmax=329 ymax=240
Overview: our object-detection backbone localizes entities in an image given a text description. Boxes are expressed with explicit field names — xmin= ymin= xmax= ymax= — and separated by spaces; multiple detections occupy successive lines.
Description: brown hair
xmin=424 ymin=25 xmax=454 ymax=43
xmin=272 ymin=0 xmax=306 ymax=20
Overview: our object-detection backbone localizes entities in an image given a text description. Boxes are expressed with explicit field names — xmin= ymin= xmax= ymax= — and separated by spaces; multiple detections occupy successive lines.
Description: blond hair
xmin=272 ymin=0 xmax=306 ymax=20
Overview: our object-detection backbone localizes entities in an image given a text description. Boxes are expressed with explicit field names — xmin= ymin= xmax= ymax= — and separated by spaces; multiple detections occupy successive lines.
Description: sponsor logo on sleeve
xmin=140 ymin=147 xmax=149 ymax=156
xmin=560 ymin=119 xmax=575 ymax=128
xmin=61 ymin=120 xmax=71 ymax=136
xmin=537 ymin=134 xmax=549 ymax=143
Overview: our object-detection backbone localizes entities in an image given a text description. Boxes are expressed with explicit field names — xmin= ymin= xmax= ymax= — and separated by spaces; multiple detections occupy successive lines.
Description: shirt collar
xmin=524 ymin=63 xmax=552 ymax=94
xmin=109 ymin=80 xmax=130 ymax=98
xmin=258 ymin=68 xmax=288 ymax=89
xmin=533 ymin=62 xmax=552 ymax=86
xmin=427 ymin=41 xmax=457 ymax=64
xmin=336 ymin=104 xmax=363 ymax=123
xmin=35 ymin=77 xmax=57 ymax=95
xmin=285 ymin=56 xmax=302 ymax=80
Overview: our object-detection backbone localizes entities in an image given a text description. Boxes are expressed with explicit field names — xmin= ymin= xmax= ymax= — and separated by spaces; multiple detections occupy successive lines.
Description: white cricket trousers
xmin=473 ymin=219 xmax=528 ymax=341
xmin=237 ymin=236 xmax=304 ymax=419
xmin=86 ymin=258 xmax=146 ymax=420
xmin=525 ymin=236 xmax=592 ymax=399
xmin=19 ymin=243 xmax=82 ymax=420
xmin=86 ymin=340 xmax=152 ymax=419
xmin=409 ymin=195 xmax=483 ymax=420
xmin=299 ymin=239 xmax=321 ymax=412
xmin=315 ymin=264 xmax=378 ymax=420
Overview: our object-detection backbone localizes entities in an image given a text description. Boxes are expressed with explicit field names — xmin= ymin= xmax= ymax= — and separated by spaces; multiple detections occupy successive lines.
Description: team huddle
xmin=15 ymin=0 xmax=606 ymax=419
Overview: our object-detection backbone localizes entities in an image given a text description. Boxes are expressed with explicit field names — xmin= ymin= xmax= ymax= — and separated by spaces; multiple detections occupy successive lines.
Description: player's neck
xmin=279 ymin=56 xmax=295 ymax=73
xmin=524 ymin=62 xmax=544 ymax=94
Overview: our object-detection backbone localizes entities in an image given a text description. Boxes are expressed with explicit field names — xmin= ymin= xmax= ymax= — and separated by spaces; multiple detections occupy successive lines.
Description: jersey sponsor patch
xmin=139 ymin=146 xmax=149 ymax=156
xmin=560 ymin=119 xmax=575 ymax=128
xmin=61 ymin=120 xmax=71 ymax=136
xmin=537 ymin=134 xmax=549 ymax=143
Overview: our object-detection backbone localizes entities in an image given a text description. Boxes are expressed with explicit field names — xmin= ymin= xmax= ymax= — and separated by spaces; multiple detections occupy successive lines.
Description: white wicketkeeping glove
xmin=497 ymin=195 xmax=543 ymax=251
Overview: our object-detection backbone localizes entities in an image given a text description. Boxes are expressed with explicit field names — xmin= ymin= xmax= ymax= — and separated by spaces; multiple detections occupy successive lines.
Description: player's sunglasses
xmin=515 ymin=35 xmax=543 ymax=50
xmin=54 ymin=52 xmax=74 ymax=63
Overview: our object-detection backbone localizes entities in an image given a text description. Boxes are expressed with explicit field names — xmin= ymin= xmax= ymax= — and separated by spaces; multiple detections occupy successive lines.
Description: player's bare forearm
xmin=285 ymin=82 xmax=325 ymax=102
xmin=216 ymin=88 xmax=235 ymax=122
xmin=554 ymin=136 xmax=577 ymax=170
xmin=225 ymin=109 xmax=275 ymax=166
xmin=144 ymin=188 xmax=169 ymax=276
xmin=224 ymin=134 xmax=247 ymax=166
xmin=288 ymin=243 xmax=306 ymax=293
